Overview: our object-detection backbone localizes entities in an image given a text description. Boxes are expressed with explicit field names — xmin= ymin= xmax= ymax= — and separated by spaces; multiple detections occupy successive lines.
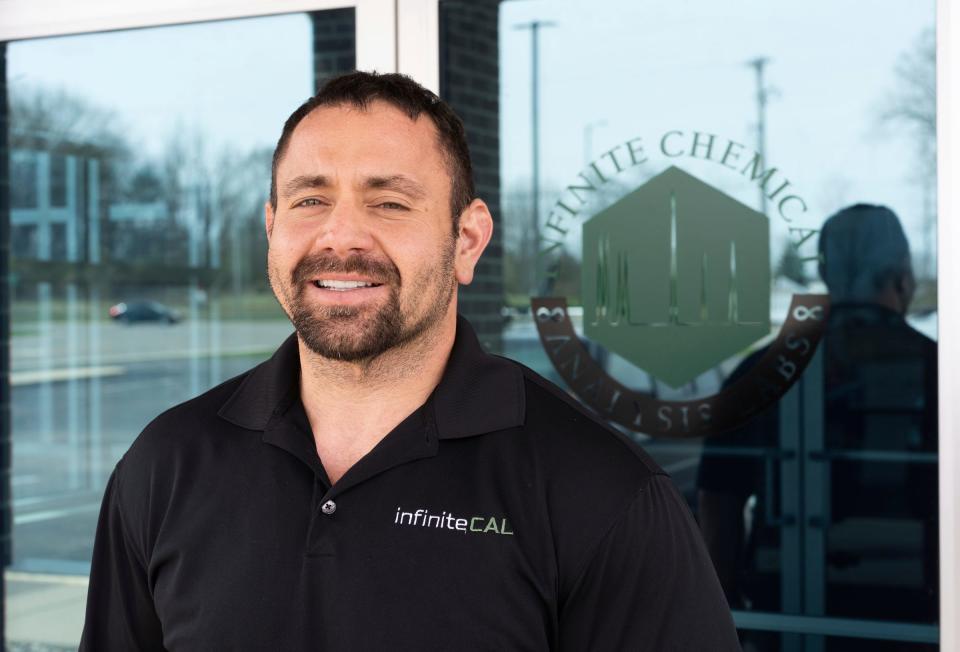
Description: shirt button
xmin=321 ymin=499 xmax=337 ymax=515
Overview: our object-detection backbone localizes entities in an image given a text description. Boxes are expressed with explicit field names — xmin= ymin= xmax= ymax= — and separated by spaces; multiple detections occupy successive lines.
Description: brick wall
xmin=440 ymin=0 xmax=504 ymax=352
xmin=310 ymin=9 xmax=356 ymax=91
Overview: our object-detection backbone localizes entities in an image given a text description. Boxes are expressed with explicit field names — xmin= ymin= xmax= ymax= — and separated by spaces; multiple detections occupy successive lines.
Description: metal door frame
xmin=936 ymin=3 xmax=960 ymax=650
xmin=0 ymin=0 xmax=440 ymax=91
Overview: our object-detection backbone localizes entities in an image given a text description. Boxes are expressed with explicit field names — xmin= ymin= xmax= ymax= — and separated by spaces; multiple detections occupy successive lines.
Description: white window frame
xmin=0 ymin=0 xmax=397 ymax=73
xmin=397 ymin=0 xmax=440 ymax=92
xmin=0 ymin=0 xmax=440 ymax=90
xmin=937 ymin=1 xmax=960 ymax=650
xmin=0 ymin=0 xmax=441 ymax=89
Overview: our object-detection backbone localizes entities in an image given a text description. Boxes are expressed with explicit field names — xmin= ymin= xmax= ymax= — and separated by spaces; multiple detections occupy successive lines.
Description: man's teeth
xmin=314 ymin=279 xmax=378 ymax=290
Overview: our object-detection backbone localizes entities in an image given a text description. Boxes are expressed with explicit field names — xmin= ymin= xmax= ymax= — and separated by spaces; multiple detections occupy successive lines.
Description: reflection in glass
xmin=489 ymin=0 xmax=939 ymax=648
xmin=4 ymin=12 xmax=320 ymax=648
xmin=698 ymin=205 xmax=937 ymax=650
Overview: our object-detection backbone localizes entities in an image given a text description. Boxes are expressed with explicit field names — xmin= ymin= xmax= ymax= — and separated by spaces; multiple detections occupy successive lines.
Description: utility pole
xmin=515 ymin=20 xmax=556 ymax=294
xmin=747 ymin=57 xmax=771 ymax=216
xmin=583 ymin=119 xmax=608 ymax=166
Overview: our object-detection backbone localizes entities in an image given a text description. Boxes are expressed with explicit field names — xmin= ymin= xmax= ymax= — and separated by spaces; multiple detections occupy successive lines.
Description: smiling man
xmin=80 ymin=72 xmax=740 ymax=651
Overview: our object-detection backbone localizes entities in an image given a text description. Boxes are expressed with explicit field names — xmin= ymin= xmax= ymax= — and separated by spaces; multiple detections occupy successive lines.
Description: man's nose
xmin=314 ymin=200 xmax=375 ymax=255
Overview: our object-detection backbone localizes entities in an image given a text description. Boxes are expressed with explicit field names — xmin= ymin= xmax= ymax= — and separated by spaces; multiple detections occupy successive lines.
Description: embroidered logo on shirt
xmin=394 ymin=506 xmax=514 ymax=536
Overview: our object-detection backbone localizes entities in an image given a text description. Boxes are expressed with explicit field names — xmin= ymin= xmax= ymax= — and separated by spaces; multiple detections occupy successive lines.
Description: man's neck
xmin=297 ymin=310 xmax=457 ymax=485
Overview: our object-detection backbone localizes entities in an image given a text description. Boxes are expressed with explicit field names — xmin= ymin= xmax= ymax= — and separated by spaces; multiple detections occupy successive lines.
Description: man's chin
xmin=293 ymin=312 xmax=401 ymax=362
xmin=299 ymin=333 xmax=395 ymax=362
xmin=294 ymin=299 xmax=384 ymax=327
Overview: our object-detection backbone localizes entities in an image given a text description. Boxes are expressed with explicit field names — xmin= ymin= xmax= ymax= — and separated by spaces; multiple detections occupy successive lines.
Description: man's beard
xmin=270 ymin=244 xmax=456 ymax=362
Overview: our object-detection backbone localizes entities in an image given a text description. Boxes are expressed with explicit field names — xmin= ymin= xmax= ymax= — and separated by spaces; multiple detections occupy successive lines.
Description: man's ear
xmin=454 ymin=199 xmax=494 ymax=285
xmin=265 ymin=201 xmax=275 ymax=239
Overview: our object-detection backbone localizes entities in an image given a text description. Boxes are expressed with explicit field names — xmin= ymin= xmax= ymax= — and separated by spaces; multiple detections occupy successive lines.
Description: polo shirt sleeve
xmin=558 ymin=474 xmax=741 ymax=651
xmin=80 ymin=464 xmax=166 ymax=652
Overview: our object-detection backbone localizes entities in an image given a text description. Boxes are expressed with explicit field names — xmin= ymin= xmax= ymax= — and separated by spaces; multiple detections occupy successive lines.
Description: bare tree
xmin=9 ymin=83 xmax=130 ymax=157
xmin=209 ymin=145 xmax=273 ymax=294
xmin=882 ymin=28 xmax=936 ymax=171
xmin=880 ymin=27 xmax=936 ymax=278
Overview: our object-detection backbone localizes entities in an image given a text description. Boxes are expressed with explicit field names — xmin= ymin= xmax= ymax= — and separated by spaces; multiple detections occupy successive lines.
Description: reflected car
xmin=109 ymin=300 xmax=182 ymax=324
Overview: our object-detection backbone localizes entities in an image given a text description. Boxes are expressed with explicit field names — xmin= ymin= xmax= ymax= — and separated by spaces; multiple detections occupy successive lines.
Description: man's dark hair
xmin=270 ymin=71 xmax=475 ymax=234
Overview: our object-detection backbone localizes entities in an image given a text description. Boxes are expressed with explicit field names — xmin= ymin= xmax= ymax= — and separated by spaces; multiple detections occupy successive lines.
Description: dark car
xmin=109 ymin=300 xmax=182 ymax=324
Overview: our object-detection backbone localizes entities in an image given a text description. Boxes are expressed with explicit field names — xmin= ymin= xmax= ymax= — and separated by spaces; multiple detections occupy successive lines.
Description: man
xmin=697 ymin=204 xmax=938 ymax=650
xmin=81 ymin=72 xmax=739 ymax=651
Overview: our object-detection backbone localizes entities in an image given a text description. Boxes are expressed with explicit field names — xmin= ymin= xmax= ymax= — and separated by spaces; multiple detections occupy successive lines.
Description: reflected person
xmin=697 ymin=204 xmax=938 ymax=647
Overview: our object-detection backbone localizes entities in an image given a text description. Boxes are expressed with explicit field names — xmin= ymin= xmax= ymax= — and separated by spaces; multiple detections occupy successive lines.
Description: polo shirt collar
xmin=431 ymin=315 xmax=526 ymax=439
xmin=217 ymin=315 xmax=526 ymax=439
xmin=218 ymin=330 xmax=300 ymax=432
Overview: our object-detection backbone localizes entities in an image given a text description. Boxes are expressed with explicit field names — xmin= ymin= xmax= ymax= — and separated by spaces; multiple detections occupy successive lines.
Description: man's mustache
xmin=291 ymin=252 xmax=401 ymax=286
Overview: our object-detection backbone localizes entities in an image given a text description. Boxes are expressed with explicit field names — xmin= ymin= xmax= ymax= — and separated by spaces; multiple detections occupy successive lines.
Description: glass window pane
xmin=2 ymin=9 xmax=354 ymax=647
xmin=441 ymin=0 xmax=940 ymax=646
xmin=10 ymin=153 xmax=37 ymax=209
xmin=49 ymin=153 xmax=67 ymax=208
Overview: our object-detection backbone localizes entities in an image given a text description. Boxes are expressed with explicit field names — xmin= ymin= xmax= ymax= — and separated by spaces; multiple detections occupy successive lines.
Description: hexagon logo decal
xmin=582 ymin=166 xmax=771 ymax=387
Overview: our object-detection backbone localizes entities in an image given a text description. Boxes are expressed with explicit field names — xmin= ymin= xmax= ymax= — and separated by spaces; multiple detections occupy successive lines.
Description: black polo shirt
xmin=80 ymin=316 xmax=739 ymax=651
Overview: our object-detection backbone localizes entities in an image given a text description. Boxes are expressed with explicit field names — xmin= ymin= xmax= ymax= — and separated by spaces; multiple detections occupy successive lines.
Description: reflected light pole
xmin=515 ymin=20 xmax=556 ymax=294
xmin=747 ymin=56 xmax=771 ymax=216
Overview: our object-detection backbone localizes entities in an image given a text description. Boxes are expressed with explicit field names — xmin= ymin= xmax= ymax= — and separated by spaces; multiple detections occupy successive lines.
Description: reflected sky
xmin=500 ymin=0 xmax=936 ymax=260
xmin=7 ymin=12 xmax=313 ymax=159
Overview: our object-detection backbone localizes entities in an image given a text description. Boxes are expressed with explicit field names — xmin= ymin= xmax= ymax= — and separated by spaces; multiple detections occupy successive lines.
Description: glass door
xmin=436 ymin=0 xmax=942 ymax=649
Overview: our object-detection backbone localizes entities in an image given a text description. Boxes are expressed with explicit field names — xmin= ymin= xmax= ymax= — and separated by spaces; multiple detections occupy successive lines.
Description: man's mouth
xmin=312 ymin=279 xmax=383 ymax=292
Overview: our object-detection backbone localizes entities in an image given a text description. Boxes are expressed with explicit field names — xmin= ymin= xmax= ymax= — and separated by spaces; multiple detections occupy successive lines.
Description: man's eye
xmin=296 ymin=198 xmax=324 ymax=208
xmin=376 ymin=201 xmax=409 ymax=211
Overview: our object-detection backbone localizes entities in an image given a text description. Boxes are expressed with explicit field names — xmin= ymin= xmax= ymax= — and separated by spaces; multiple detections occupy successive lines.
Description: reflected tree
xmin=881 ymin=27 xmax=936 ymax=282
xmin=9 ymin=83 xmax=277 ymax=315
xmin=882 ymin=28 xmax=936 ymax=166
xmin=9 ymin=84 xmax=129 ymax=157
xmin=502 ymin=174 xmax=637 ymax=305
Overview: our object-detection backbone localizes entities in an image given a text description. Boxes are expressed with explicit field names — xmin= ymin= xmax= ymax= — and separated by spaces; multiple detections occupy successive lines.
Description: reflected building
xmin=10 ymin=144 xmax=103 ymax=265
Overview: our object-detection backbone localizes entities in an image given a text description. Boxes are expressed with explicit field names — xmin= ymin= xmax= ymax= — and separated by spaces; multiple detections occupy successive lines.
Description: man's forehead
xmin=277 ymin=101 xmax=448 ymax=190
xmin=293 ymin=100 xmax=439 ymax=145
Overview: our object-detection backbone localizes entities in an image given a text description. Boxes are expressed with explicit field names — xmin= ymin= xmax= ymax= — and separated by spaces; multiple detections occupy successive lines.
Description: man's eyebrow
xmin=364 ymin=175 xmax=427 ymax=200
xmin=282 ymin=175 xmax=331 ymax=199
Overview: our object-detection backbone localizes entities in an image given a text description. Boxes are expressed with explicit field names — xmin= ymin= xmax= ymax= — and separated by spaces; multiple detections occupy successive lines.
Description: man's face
xmin=266 ymin=101 xmax=458 ymax=361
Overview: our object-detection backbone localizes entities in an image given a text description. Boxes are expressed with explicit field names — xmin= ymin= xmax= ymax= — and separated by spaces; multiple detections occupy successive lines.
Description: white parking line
xmin=14 ymin=492 xmax=102 ymax=509
xmin=5 ymin=571 xmax=89 ymax=587
xmin=10 ymin=366 xmax=125 ymax=386
xmin=14 ymin=503 xmax=101 ymax=526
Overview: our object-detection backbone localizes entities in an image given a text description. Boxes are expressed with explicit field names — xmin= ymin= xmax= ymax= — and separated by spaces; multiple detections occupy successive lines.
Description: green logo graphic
xmin=582 ymin=166 xmax=771 ymax=387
